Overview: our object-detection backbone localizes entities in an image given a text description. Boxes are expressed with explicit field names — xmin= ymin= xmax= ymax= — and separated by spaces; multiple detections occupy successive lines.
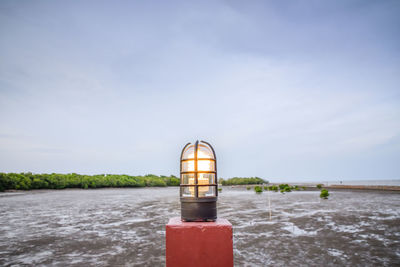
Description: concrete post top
xmin=167 ymin=217 xmax=232 ymax=228
xmin=166 ymin=217 xmax=234 ymax=266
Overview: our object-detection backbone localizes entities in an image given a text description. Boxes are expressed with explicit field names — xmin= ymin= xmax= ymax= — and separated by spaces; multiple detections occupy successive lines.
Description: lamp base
xmin=180 ymin=198 xmax=217 ymax=222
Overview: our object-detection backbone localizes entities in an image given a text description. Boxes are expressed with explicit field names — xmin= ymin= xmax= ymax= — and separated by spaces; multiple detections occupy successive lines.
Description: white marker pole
xmin=267 ymin=186 xmax=272 ymax=220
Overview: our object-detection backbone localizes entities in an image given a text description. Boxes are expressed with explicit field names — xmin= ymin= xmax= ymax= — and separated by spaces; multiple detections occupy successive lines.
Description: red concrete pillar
xmin=166 ymin=217 xmax=233 ymax=267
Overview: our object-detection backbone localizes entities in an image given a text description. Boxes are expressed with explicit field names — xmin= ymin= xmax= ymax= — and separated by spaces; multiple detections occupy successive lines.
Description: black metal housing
xmin=180 ymin=140 xmax=218 ymax=222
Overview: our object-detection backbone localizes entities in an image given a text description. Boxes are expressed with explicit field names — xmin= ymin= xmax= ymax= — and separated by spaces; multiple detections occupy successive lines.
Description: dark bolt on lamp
xmin=180 ymin=140 xmax=218 ymax=222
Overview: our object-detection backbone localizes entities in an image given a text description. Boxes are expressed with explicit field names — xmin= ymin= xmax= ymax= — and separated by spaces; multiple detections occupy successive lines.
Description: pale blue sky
xmin=0 ymin=0 xmax=399 ymax=181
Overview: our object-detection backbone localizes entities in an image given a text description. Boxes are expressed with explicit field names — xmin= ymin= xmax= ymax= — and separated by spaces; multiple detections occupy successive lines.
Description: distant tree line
xmin=0 ymin=173 xmax=271 ymax=191
xmin=0 ymin=173 xmax=180 ymax=191
xmin=220 ymin=177 xmax=267 ymax=185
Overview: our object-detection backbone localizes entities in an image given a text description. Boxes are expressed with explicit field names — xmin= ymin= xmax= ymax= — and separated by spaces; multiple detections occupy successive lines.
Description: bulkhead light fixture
xmin=180 ymin=140 xmax=217 ymax=221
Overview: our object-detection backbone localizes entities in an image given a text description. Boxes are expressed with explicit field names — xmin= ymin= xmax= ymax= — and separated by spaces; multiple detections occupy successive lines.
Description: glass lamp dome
xmin=180 ymin=140 xmax=218 ymax=221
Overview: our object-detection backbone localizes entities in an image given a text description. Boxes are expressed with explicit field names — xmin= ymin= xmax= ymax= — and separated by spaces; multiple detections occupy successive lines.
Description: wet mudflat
xmin=0 ymin=187 xmax=399 ymax=266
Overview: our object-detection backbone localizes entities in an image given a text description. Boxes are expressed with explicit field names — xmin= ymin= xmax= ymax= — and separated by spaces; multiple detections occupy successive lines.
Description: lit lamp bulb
xmin=186 ymin=150 xmax=212 ymax=196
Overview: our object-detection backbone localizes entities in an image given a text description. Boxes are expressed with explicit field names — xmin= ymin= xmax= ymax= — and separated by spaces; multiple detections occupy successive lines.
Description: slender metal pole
xmin=267 ymin=186 xmax=272 ymax=221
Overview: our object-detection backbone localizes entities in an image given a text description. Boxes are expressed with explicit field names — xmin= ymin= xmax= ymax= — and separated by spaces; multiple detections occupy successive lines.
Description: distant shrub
xmin=222 ymin=177 xmax=267 ymax=186
xmin=145 ymin=176 xmax=167 ymax=187
xmin=278 ymin=184 xmax=292 ymax=193
xmin=283 ymin=186 xmax=291 ymax=192
xmin=254 ymin=186 xmax=263 ymax=193
xmin=317 ymin=184 xmax=323 ymax=189
xmin=163 ymin=176 xmax=180 ymax=186
xmin=218 ymin=188 xmax=222 ymax=192
xmin=11 ymin=173 xmax=31 ymax=190
xmin=279 ymin=184 xmax=289 ymax=190
xmin=246 ymin=186 xmax=251 ymax=190
xmin=320 ymin=189 xmax=329 ymax=199
xmin=0 ymin=173 xmax=5 ymax=192
xmin=268 ymin=185 xmax=278 ymax=192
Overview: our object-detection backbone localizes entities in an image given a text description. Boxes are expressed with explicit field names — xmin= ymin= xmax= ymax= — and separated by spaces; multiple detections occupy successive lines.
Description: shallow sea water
xmin=0 ymin=187 xmax=399 ymax=266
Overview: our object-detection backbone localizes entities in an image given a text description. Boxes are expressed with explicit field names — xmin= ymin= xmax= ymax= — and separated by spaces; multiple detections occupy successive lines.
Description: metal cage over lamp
xmin=180 ymin=140 xmax=218 ymax=221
